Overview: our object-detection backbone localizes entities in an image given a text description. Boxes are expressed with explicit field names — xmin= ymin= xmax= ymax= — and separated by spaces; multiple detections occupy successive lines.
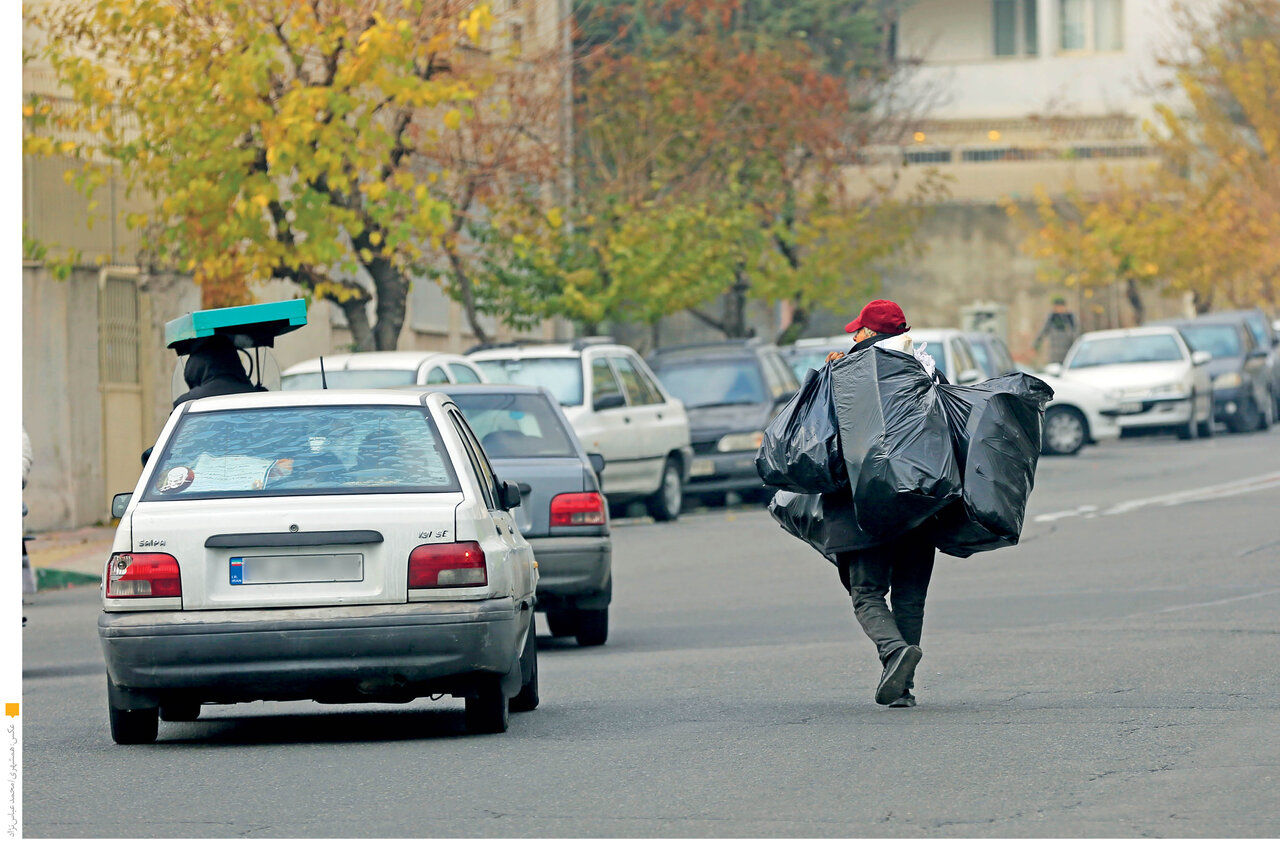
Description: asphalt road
xmin=22 ymin=428 xmax=1280 ymax=837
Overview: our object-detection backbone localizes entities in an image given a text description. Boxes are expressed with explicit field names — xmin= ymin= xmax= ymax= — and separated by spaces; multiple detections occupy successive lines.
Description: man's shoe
xmin=875 ymin=645 xmax=922 ymax=705
xmin=888 ymin=691 xmax=916 ymax=708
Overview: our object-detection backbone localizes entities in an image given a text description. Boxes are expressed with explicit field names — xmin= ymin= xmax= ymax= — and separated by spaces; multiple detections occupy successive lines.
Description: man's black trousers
xmin=835 ymin=527 xmax=936 ymax=687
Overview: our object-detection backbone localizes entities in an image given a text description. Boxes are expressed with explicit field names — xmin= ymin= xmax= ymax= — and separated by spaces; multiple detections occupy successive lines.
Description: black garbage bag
xmin=755 ymin=363 xmax=846 ymax=493
xmin=768 ymin=488 xmax=881 ymax=562
xmin=933 ymin=373 xmax=1054 ymax=557
xmin=832 ymin=347 xmax=962 ymax=539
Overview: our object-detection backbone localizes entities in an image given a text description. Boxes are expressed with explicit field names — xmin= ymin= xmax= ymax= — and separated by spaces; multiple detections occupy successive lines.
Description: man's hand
xmin=826 ymin=351 xmax=845 ymax=363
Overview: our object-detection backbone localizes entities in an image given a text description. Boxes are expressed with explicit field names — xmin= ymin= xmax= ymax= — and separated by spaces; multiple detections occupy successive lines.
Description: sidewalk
xmin=27 ymin=524 xmax=114 ymax=590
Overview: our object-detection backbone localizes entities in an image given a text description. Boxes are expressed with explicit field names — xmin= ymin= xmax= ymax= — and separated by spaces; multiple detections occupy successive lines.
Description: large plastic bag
xmin=755 ymin=363 xmax=846 ymax=493
xmin=768 ymin=488 xmax=881 ymax=561
xmin=933 ymin=373 xmax=1054 ymax=557
xmin=832 ymin=347 xmax=962 ymax=539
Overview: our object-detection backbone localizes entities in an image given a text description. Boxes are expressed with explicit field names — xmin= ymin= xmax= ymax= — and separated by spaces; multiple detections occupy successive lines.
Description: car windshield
xmin=652 ymin=358 xmax=767 ymax=408
xmin=474 ymin=358 xmax=584 ymax=406
xmin=143 ymin=405 xmax=458 ymax=501
xmin=1179 ymin=325 xmax=1242 ymax=359
xmin=282 ymin=370 xmax=418 ymax=390
xmin=448 ymin=392 xmax=578 ymax=459
xmin=1068 ymin=335 xmax=1184 ymax=368
xmin=781 ymin=348 xmax=838 ymax=379
xmin=968 ymin=341 xmax=993 ymax=376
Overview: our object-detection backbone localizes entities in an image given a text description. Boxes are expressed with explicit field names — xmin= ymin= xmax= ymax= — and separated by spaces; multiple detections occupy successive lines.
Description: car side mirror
xmin=1248 ymin=348 xmax=1268 ymax=360
xmin=111 ymin=493 xmax=132 ymax=519
xmin=1044 ymin=363 xmax=1063 ymax=376
xmin=1191 ymin=350 xmax=1212 ymax=366
xmin=588 ymin=452 xmax=606 ymax=477
xmin=593 ymin=393 xmax=626 ymax=411
xmin=957 ymin=368 xmax=984 ymax=385
xmin=500 ymin=480 xmax=522 ymax=511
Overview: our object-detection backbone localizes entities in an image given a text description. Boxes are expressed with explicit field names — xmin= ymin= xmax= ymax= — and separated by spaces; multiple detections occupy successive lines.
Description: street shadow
xmin=23 ymin=662 xmax=104 ymax=680
xmin=160 ymin=705 xmax=481 ymax=746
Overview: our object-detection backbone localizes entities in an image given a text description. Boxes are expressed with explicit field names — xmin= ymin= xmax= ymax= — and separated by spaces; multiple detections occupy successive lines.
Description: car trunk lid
xmin=488 ymin=457 xmax=587 ymax=537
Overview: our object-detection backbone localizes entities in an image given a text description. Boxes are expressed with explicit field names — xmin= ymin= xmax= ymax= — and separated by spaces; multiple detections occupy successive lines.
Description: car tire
xmin=545 ymin=609 xmax=576 ymax=638
xmin=510 ymin=629 xmax=539 ymax=713
xmin=159 ymin=701 xmax=200 ymax=722
xmin=109 ymin=702 xmax=159 ymax=745
xmin=1176 ymin=394 xmax=1199 ymax=440
xmin=1041 ymin=406 xmax=1087 ymax=456
xmin=575 ymin=607 xmax=609 ymax=647
xmin=465 ymin=683 xmax=509 ymax=734
xmin=645 ymin=458 xmax=683 ymax=522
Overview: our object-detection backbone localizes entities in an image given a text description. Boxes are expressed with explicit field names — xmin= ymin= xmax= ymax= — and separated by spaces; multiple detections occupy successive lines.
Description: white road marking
xmin=1031 ymin=471 xmax=1280 ymax=524
xmin=1148 ymin=587 xmax=1280 ymax=616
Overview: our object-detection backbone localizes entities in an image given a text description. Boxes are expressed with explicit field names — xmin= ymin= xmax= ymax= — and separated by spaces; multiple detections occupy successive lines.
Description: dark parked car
xmin=647 ymin=340 xmax=799 ymax=504
xmin=440 ymin=384 xmax=613 ymax=646
xmin=1210 ymin=308 xmax=1280 ymax=416
xmin=1158 ymin=317 xmax=1274 ymax=433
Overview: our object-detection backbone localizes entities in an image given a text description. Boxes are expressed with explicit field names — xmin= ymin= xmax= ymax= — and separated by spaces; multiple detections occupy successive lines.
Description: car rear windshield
xmin=473 ymin=358 xmax=584 ymax=406
xmin=449 ymin=392 xmax=578 ymax=459
xmin=1179 ymin=325 xmax=1242 ymax=359
xmin=282 ymin=370 xmax=418 ymax=390
xmin=652 ymin=358 xmax=767 ymax=408
xmin=1068 ymin=335 xmax=1184 ymax=369
xmin=143 ymin=405 xmax=459 ymax=501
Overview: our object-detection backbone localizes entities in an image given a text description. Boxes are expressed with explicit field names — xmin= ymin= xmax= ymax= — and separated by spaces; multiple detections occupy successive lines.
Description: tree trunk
xmin=445 ymin=245 xmax=492 ymax=347
xmin=1124 ymin=277 xmax=1146 ymax=325
xmin=723 ymin=266 xmax=751 ymax=339
xmin=368 ymin=257 xmax=409 ymax=350
xmin=336 ymin=295 xmax=376 ymax=352
xmin=776 ymin=297 xmax=809 ymax=346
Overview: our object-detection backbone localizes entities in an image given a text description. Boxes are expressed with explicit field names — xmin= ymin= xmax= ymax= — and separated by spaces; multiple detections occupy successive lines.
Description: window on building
xmin=1060 ymin=0 xmax=1123 ymax=52
xmin=993 ymin=0 xmax=1039 ymax=57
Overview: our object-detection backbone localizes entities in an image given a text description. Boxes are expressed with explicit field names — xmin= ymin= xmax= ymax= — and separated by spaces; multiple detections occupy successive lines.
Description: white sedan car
xmin=1029 ymin=372 xmax=1123 ymax=455
xmin=281 ymin=351 xmax=487 ymax=389
xmin=100 ymin=389 xmax=538 ymax=743
xmin=1048 ymin=326 xmax=1214 ymax=440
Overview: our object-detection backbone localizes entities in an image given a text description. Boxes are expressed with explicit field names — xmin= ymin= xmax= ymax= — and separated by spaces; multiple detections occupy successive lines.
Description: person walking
xmin=1033 ymin=297 xmax=1078 ymax=364
xmin=824 ymin=300 xmax=938 ymax=708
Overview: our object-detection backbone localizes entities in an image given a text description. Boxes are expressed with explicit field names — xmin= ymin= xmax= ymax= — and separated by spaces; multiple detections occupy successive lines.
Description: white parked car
xmin=281 ymin=351 xmax=486 ymax=390
xmin=470 ymin=341 xmax=693 ymax=520
xmin=904 ymin=329 xmax=987 ymax=385
xmin=1028 ymin=371 xmax=1123 ymax=456
xmin=1048 ymin=326 xmax=1214 ymax=440
xmin=100 ymin=389 xmax=539 ymax=743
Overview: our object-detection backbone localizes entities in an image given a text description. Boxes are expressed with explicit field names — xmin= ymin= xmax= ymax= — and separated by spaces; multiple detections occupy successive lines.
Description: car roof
xmin=282 ymin=351 xmax=468 ymax=375
xmin=790 ymin=335 xmax=848 ymax=349
xmin=468 ymin=343 xmax=637 ymax=361
xmin=1076 ymin=326 xmax=1183 ymax=340
xmin=181 ymin=388 xmax=434 ymax=412
xmin=1161 ymin=313 xmax=1249 ymax=327
xmin=649 ymin=340 xmax=773 ymax=362
xmin=418 ymin=383 xmax=549 ymax=397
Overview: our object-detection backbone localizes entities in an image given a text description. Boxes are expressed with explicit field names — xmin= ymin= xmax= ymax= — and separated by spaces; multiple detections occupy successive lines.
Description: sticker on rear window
xmin=155 ymin=466 xmax=194 ymax=494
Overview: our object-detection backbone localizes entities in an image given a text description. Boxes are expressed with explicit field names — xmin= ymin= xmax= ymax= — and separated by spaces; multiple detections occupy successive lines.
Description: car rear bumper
xmin=528 ymin=535 xmax=611 ymax=611
xmin=99 ymin=598 xmax=529 ymax=705
xmin=686 ymin=450 xmax=763 ymax=494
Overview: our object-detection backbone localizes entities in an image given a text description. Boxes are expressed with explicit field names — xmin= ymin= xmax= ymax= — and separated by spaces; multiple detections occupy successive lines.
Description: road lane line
xmin=1149 ymin=587 xmax=1280 ymax=616
xmin=1031 ymin=471 xmax=1280 ymax=524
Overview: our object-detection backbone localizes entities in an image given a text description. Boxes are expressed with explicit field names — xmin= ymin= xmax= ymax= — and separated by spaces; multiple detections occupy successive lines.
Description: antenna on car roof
xmin=319 ymin=355 xmax=328 ymax=389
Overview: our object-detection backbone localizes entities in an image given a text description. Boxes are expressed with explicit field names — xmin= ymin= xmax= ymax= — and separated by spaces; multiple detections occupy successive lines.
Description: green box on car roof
xmin=165 ymin=299 xmax=308 ymax=354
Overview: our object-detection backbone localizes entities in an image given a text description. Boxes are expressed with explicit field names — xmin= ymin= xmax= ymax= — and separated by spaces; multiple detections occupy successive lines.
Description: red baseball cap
xmin=845 ymin=299 xmax=909 ymax=335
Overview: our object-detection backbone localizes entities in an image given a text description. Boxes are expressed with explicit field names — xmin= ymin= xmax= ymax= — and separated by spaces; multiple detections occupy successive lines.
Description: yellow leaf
xmin=359 ymin=248 xmax=374 ymax=262
xmin=443 ymin=109 xmax=462 ymax=131
xmin=546 ymin=208 xmax=563 ymax=229
xmin=370 ymin=231 xmax=383 ymax=246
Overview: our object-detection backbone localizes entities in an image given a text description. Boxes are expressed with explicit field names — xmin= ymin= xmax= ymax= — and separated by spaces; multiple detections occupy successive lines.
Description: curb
xmin=36 ymin=568 xmax=101 ymax=591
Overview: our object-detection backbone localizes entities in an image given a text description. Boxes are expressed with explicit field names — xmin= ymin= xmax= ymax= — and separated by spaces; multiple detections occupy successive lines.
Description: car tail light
xmin=106 ymin=553 xmax=181 ymax=598
xmin=550 ymin=492 xmax=607 ymax=527
xmin=408 ymin=542 xmax=487 ymax=588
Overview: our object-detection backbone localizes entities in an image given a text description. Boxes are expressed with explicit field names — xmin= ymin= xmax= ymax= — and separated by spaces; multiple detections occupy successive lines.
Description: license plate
xmin=230 ymin=553 xmax=364 ymax=585
xmin=1119 ymin=402 xmax=1144 ymax=414
xmin=690 ymin=458 xmax=716 ymax=478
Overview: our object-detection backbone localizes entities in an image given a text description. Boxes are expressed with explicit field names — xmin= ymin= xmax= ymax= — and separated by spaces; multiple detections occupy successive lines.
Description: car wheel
xmin=1176 ymin=394 xmax=1198 ymax=440
xmin=575 ymin=607 xmax=609 ymax=647
xmin=545 ymin=609 xmax=576 ymax=638
xmin=510 ymin=629 xmax=539 ymax=713
xmin=1227 ymin=397 xmax=1259 ymax=433
xmin=464 ymin=682 xmax=509 ymax=734
xmin=645 ymin=458 xmax=683 ymax=522
xmin=109 ymin=701 xmax=159 ymax=745
xmin=159 ymin=701 xmax=200 ymax=722
xmin=1041 ymin=406 xmax=1086 ymax=456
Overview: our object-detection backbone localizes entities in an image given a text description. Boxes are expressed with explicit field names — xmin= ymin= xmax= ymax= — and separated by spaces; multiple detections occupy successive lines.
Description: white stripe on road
xmin=1149 ymin=587 xmax=1280 ymax=616
xmin=1032 ymin=471 xmax=1280 ymax=524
